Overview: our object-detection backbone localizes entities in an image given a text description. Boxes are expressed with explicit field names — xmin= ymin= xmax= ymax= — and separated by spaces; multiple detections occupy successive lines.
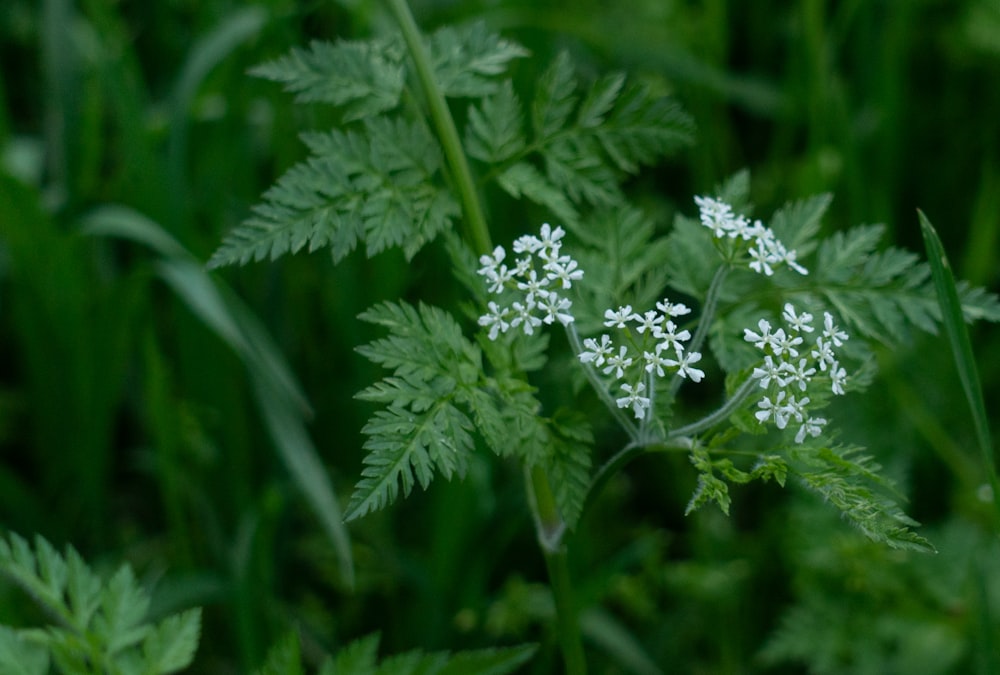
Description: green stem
xmin=668 ymin=376 xmax=758 ymax=439
xmin=580 ymin=376 xmax=758 ymax=518
xmin=527 ymin=466 xmax=587 ymax=675
xmin=565 ymin=323 xmax=640 ymax=442
xmin=385 ymin=0 xmax=493 ymax=255
xmin=385 ymin=3 xmax=584 ymax=669
xmin=669 ymin=265 xmax=729 ymax=398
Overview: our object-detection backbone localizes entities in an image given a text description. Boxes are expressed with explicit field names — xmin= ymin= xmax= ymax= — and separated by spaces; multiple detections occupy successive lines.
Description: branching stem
xmin=565 ymin=323 xmax=640 ymax=442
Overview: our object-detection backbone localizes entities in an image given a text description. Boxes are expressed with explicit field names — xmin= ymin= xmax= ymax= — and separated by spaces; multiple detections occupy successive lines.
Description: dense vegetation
xmin=2 ymin=1 xmax=999 ymax=672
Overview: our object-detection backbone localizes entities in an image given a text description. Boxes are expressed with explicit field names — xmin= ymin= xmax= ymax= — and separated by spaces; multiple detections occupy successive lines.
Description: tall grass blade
xmin=918 ymin=210 xmax=999 ymax=519
xmin=81 ymin=206 xmax=355 ymax=587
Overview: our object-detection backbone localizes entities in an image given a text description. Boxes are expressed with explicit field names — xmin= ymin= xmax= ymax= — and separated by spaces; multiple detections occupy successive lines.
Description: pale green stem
xmin=669 ymin=265 xmax=729 ymax=398
xmin=385 ymin=0 xmax=492 ymax=255
xmin=565 ymin=323 xmax=640 ymax=442
xmin=385 ymin=3 xmax=584 ymax=669
xmin=528 ymin=466 xmax=587 ymax=675
xmin=581 ymin=376 xmax=757 ymax=517
xmin=667 ymin=376 xmax=758 ymax=439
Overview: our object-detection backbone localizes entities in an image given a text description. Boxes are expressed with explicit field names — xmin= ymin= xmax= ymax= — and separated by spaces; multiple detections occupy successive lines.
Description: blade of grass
xmin=918 ymin=210 xmax=999 ymax=521
xmin=81 ymin=206 xmax=355 ymax=588
xmin=167 ymin=6 xmax=268 ymax=229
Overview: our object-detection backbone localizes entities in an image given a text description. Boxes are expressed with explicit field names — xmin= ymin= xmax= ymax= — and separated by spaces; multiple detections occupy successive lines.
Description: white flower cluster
xmin=578 ymin=299 xmax=705 ymax=420
xmin=477 ymin=223 xmax=583 ymax=340
xmin=745 ymin=303 xmax=850 ymax=443
xmin=694 ymin=196 xmax=808 ymax=276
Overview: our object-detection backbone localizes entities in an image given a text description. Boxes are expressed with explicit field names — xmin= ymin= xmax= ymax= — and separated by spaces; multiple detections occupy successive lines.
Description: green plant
xmin=0 ymin=532 xmax=201 ymax=675
xmin=207 ymin=2 xmax=1000 ymax=671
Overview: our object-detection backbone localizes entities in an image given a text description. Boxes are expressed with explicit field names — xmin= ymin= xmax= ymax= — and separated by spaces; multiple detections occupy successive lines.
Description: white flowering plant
xmin=208 ymin=3 xmax=1000 ymax=671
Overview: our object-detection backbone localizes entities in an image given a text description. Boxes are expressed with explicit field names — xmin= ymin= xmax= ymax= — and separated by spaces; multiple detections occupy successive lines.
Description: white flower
xmin=478 ymin=301 xmax=511 ymax=340
xmin=822 ymin=312 xmax=849 ymax=347
xmin=512 ymin=234 xmax=542 ymax=254
xmin=830 ymin=361 xmax=847 ymax=395
xmin=795 ymin=417 xmax=826 ymax=444
xmin=780 ymin=247 xmax=809 ymax=275
xmin=744 ymin=319 xmax=777 ymax=350
xmin=656 ymin=299 xmax=692 ymax=317
xmin=602 ymin=346 xmax=633 ymax=379
xmin=755 ymin=391 xmax=788 ymax=427
xmin=782 ymin=303 xmax=814 ymax=333
xmin=543 ymin=256 xmax=584 ymax=289
xmin=512 ymin=255 xmax=532 ymax=276
xmin=694 ymin=196 xmax=735 ymax=237
xmin=749 ymin=240 xmax=775 ymax=276
xmin=643 ymin=343 xmax=679 ymax=377
xmin=675 ymin=350 xmax=705 ymax=382
xmin=752 ymin=355 xmax=788 ymax=389
xmin=516 ymin=269 xmax=550 ymax=305
xmin=603 ymin=305 xmax=634 ymax=328
xmin=616 ymin=381 xmax=651 ymax=420
xmin=784 ymin=394 xmax=810 ymax=424
xmin=537 ymin=223 xmax=565 ymax=256
xmin=810 ymin=337 xmax=836 ymax=371
xmin=478 ymin=246 xmax=506 ymax=276
xmin=633 ymin=310 xmax=664 ymax=334
xmin=539 ymin=294 xmax=574 ymax=326
xmin=786 ymin=358 xmax=816 ymax=391
xmin=772 ymin=329 xmax=803 ymax=358
xmin=510 ymin=302 xmax=542 ymax=335
xmin=579 ymin=334 xmax=614 ymax=367
xmin=656 ymin=320 xmax=691 ymax=351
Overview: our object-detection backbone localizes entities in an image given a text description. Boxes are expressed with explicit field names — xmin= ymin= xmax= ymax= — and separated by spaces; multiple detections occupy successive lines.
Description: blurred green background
xmin=1 ymin=0 xmax=999 ymax=672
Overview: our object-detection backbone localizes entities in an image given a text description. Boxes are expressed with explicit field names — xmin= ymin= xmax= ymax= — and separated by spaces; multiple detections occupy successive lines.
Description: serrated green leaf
xmin=496 ymin=162 xmax=579 ymax=226
xmin=0 ymin=627 xmax=49 ymax=675
xmin=95 ymin=567 xmax=151 ymax=654
xmin=436 ymin=643 xmax=538 ymax=675
xmin=532 ymin=51 xmax=578 ymax=141
xmin=545 ymin=411 xmax=593 ymax=529
xmin=428 ymin=21 xmax=528 ymax=98
xmin=576 ymin=73 xmax=625 ymax=129
xmin=209 ymin=118 xmax=459 ymax=268
xmin=465 ymin=80 xmax=525 ymax=164
xmin=594 ymin=82 xmax=694 ymax=173
xmin=791 ymin=445 xmax=935 ymax=552
xmin=324 ymin=633 xmax=380 ymax=675
xmin=65 ymin=547 xmax=102 ymax=629
xmin=808 ymin=223 xmax=1000 ymax=344
xmin=349 ymin=303 xmax=488 ymax=521
xmin=348 ymin=401 xmax=474 ymax=520
xmin=142 ymin=609 xmax=201 ymax=674
xmin=254 ymin=633 xmax=304 ymax=675
xmin=250 ymin=38 xmax=405 ymax=120
xmin=766 ymin=193 xmax=831 ymax=258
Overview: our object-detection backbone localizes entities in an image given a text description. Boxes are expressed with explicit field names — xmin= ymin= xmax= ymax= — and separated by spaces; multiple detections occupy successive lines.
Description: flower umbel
xmin=477 ymin=223 xmax=581 ymax=339
xmin=745 ymin=303 xmax=850 ymax=441
xmin=695 ymin=196 xmax=809 ymax=276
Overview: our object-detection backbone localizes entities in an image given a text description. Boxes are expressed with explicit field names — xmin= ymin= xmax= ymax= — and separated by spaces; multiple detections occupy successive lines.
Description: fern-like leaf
xmin=790 ymin=445 xmax=935 ymax=552
xmin=249 ymin=37 xmax=405 ymax=120
xmin=809 ymin=224 xmax=1000 ymax=343
xmin=0 ymin=533 xmax=201 ymax=674
xmin=257 ymin=631 xmax=535 ymax=675
xmin=208 ymin=118 xmax=459 ymax=268
xmin=347 ymin=302 xmax=485 ymax=520
xmin=544 ymin=411 xmax=594 ymax=528
xmin=474 ymin=52 xmax=692 ymax=223
xmin=428 ymin=21 xmax=529 ymax=98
